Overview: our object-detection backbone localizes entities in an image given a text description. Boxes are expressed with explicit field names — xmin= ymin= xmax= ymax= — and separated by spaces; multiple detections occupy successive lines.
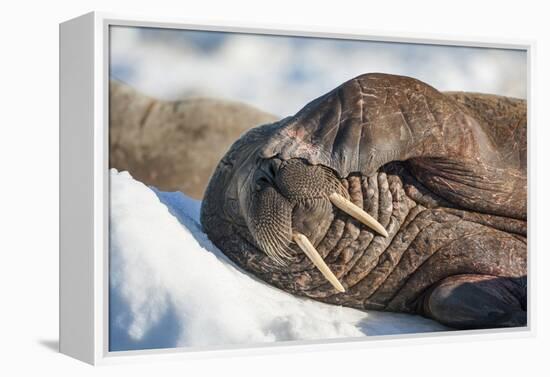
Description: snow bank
xmin=109 ymin=170 xmax=447 ymax=351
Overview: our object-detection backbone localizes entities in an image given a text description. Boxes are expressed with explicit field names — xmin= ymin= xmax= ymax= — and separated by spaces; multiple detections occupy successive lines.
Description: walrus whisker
xmin=271 ymin=232 xmax=294 ymax=259
xmin=292 ymin=232 xmax=346 ymax=293
xmin=259 ymin=229 xmax=292 ymax=266
xmin=256 ymin=232 xmax=284 ymax=266
xmin=329 ymin=192 xmax=389 ymax=237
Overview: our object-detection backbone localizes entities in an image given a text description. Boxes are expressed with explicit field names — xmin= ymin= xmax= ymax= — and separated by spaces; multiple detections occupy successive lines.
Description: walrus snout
xmin=245 ymin=158 xmax=388 ymax=292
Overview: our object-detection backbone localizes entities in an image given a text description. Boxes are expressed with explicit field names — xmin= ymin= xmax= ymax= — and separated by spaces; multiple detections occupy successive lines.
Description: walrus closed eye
xmin=201 ymin=73 xmax=527 ymax=330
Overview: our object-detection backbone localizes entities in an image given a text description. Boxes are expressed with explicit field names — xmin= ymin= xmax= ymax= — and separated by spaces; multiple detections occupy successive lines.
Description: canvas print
xmin=108 ymin=25 xmax=527 ymax=352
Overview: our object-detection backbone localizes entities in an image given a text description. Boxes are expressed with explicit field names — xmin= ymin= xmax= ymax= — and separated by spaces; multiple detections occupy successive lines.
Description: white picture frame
xmin=59 ymin=11 xmax=534 ymax=365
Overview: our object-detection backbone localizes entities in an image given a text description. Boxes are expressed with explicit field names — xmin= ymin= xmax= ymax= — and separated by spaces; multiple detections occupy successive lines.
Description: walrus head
xmin=200 ymin=126 xmax=392 ymax=292
xmin=201 ymin=73 xmax=526 ymax=300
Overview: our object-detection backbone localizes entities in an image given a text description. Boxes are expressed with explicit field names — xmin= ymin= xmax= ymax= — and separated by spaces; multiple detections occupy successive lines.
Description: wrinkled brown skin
xmin=201 ymin=73 xmax=527 ymax=329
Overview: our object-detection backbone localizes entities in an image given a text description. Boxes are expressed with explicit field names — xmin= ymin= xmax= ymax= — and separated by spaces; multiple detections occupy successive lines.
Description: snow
xmin=109 ymin=169 xmax=448 ymax=351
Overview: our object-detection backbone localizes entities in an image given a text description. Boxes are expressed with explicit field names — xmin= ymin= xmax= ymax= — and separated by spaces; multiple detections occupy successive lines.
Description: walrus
xmin=109 ymin=80 xmax=277 ymax=199
xmin=201 ymin=73 xmax=527 ymax=330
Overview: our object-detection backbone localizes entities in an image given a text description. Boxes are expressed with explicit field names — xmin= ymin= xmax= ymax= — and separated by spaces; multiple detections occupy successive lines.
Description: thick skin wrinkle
xmin=201 ymin=73 xmax=527 ymax=329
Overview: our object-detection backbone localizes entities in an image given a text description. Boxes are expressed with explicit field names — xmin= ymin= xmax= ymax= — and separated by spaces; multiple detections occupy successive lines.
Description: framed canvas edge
xmin=79 ymin=10 xmax=536 ymax=365
xmin=60 ymin=12 xmax=96 ymax=365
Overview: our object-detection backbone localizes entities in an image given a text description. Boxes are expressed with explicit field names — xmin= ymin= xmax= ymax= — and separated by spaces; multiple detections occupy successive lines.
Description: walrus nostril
xmin=268 ymin=159 xmax=279 ymax=177
xmin=255 ymin=176 xmax=270 ymax=191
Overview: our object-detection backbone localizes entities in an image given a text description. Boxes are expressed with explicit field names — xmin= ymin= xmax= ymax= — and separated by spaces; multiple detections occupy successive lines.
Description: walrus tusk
xmin=292 ymin=232 xmax=346 ymax=293
xmin=329 ymin=192 xmax=389 ymax=237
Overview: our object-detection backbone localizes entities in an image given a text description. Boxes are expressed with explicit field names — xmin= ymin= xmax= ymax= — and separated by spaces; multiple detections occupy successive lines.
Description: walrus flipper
xmin=420 ymin=274 xmax=527 ymax=329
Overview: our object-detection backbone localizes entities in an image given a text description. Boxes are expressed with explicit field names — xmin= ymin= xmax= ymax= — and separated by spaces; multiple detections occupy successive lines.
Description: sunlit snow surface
xmin=109 ymin=170 xmax=448 ymax=351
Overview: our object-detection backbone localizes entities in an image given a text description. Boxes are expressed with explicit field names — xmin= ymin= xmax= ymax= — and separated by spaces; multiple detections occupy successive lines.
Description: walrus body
xmin=109 ymin=80 xmax=277 ymax=199
xmin=201 ymin=73 xmax=527 ymax=329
